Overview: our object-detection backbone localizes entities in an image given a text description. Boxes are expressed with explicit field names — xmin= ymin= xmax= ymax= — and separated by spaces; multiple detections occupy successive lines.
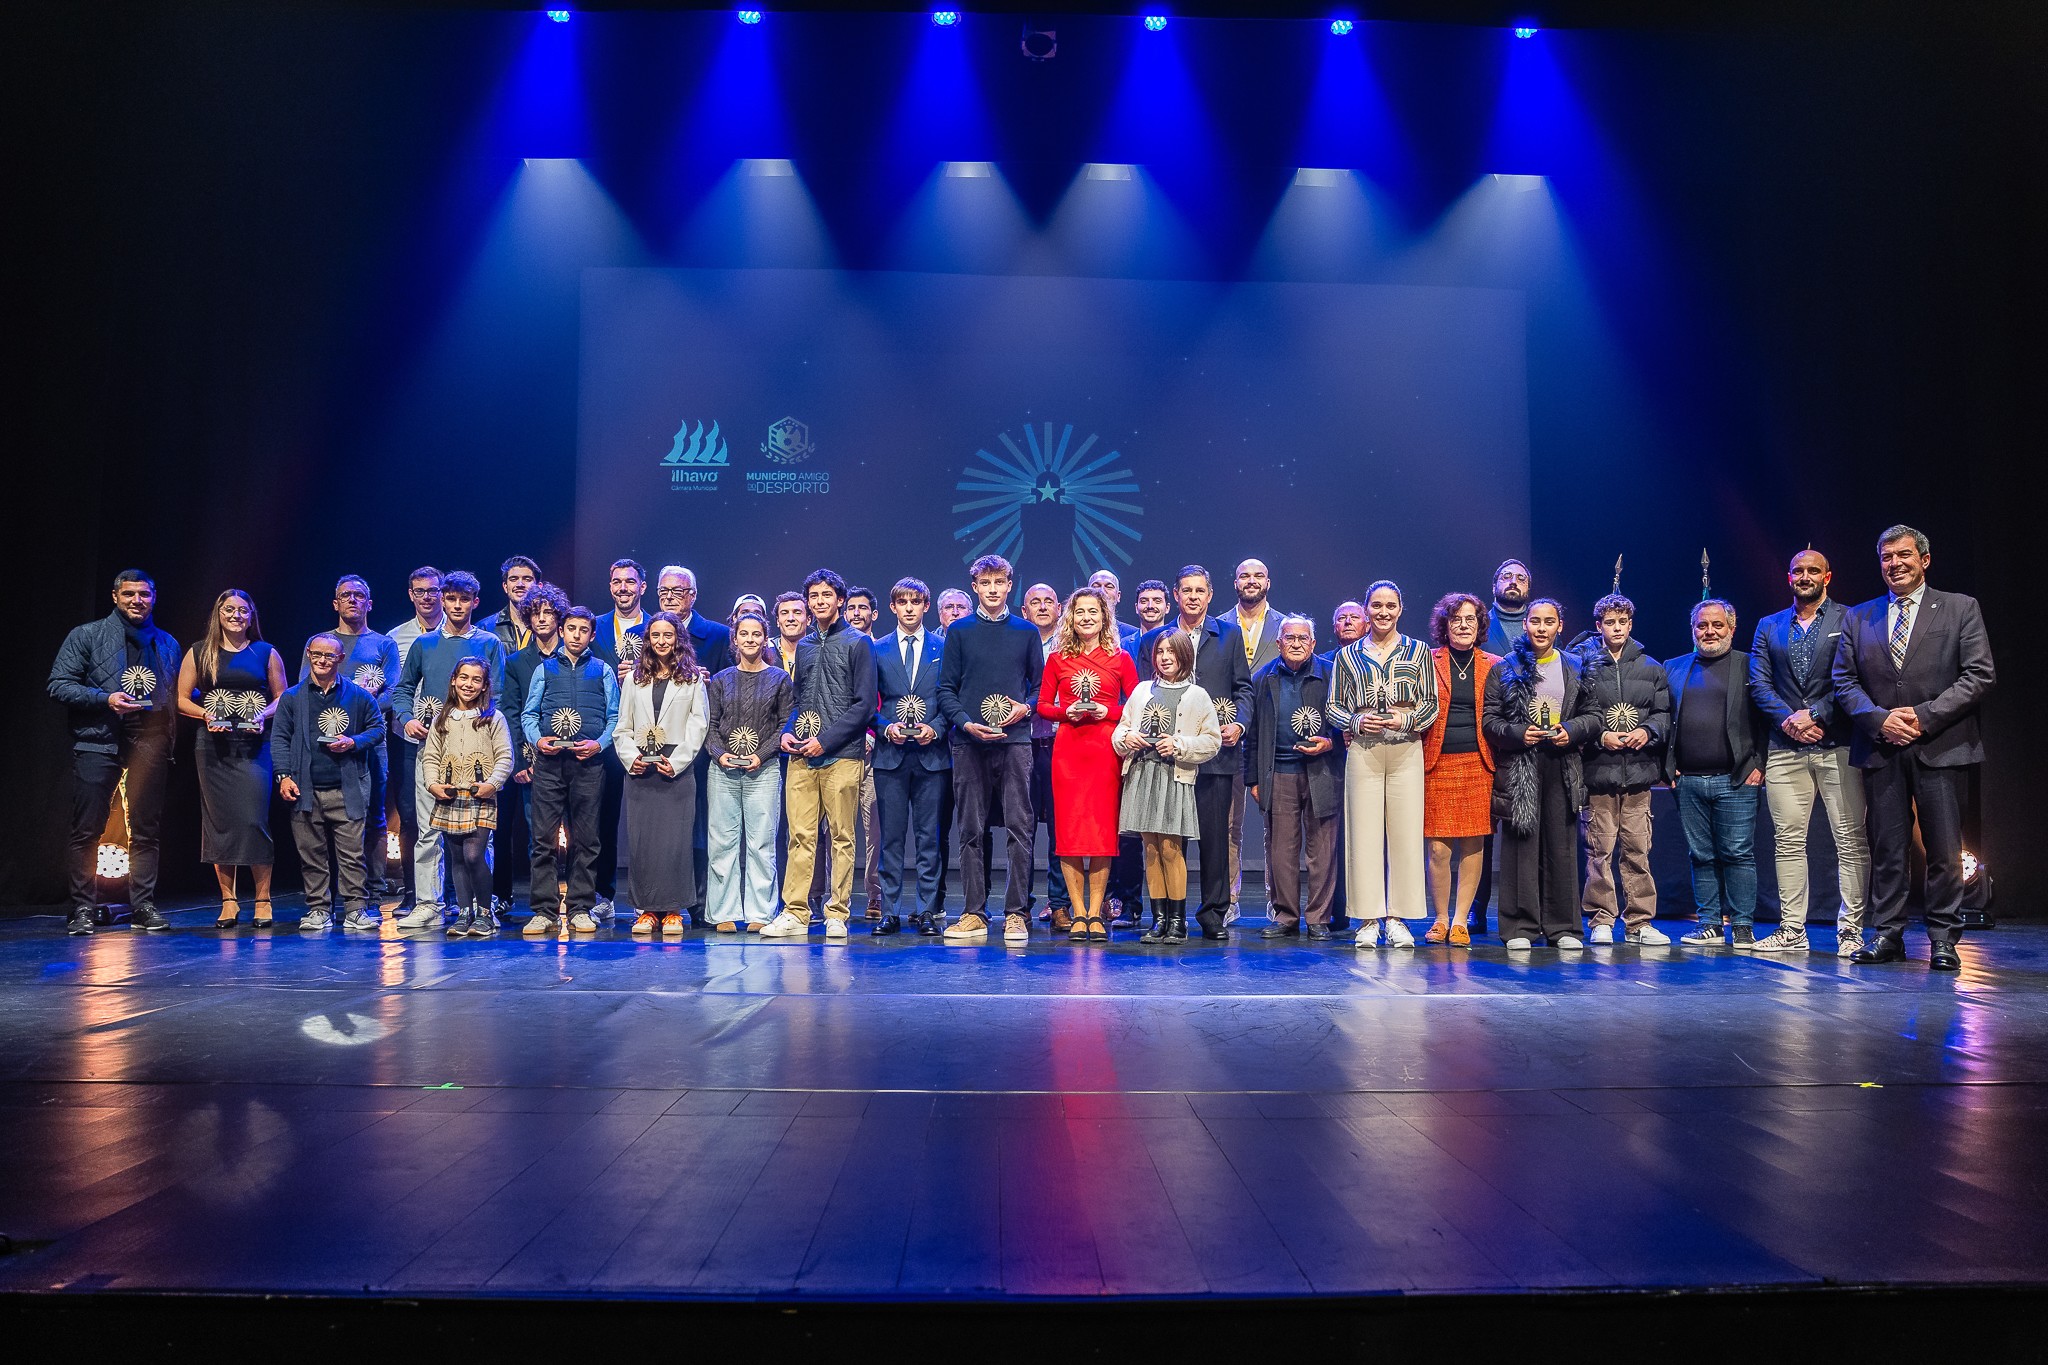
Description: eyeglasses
xmin=409 ymin=586 xmax=440 ymax=598
xmin=306 ymin=651 xmax=341 ymax=662
xmin=657 ymin=586 xmax=694 ymax=598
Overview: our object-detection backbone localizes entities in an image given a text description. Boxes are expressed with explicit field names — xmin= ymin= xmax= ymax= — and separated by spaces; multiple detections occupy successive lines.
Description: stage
xmin=2 ymin=898 xmax=2044 ymax=1305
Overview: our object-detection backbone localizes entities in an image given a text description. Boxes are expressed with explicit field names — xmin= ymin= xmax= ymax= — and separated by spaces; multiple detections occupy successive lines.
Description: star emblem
xmin=1036 ymin=479 xmax=1060 ymax=503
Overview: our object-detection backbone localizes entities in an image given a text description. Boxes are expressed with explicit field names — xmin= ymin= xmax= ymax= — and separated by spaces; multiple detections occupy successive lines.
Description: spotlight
xmin=385 ymin=828 xmax=401 ymax=861
xmin=738 ymin=8 xmax=763 ymax=23
xmin=931 ymin=9 xmax=960 ymax=24
xmin=1143 ymin=12 xmax=1168 ymax=31
xmin=1329 ymin=18 xmax=1353 ymax=35
xmin=1513 ymin=25 xmax=1539 ymax=38
xmin=1020 ymin=24 xmax=1056 ymax=60
xmin=96 ymin=843 xmax=130 ymax=880
xmin=545 ymin=8 xmax=570 ymax=20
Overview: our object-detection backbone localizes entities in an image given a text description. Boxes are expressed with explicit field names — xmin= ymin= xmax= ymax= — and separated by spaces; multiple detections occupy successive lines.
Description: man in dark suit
xmin=1832 ymin=525 xmax=1995 ymax=970
xmin=1137 ymin=565 xmax=1254 ymax=940
xmin=1665 ymin=599 xmax=1768 ymax=948
xmin=1748 ymin=548 xmax=1869 ymax=956
xmin=654 ymin=565 xmax=733 ymax=913
xmin=1244 ymin=615 xmax=1343 ymax=940
xmin=871 ymin=577 xmax=950 ymax=935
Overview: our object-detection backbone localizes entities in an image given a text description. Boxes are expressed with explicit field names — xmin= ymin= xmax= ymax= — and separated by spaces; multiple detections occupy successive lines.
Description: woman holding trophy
xmin=1327 ymin=581 xmax=1439 ymax=950
xmin=1112 ymin=631 xmax=1221 ymax=945
xmin=175 ymin=589 xmax=288 ymax=927
xmin=1038 ymin=587 xmax=1139 ymax=942
xmin=421 ymin=658 xmax=512 ymax=935
xmin=614 ymin=612 xmax=710 ymax=936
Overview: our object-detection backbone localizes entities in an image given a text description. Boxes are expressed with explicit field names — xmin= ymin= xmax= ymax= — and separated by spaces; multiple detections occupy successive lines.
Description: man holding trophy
xmin=519 ymin=605 xmax=620 ymax=936
xmin=1244 ymin=616 xmax=1343 ymax=940
xmin=871 ymin=577 xmax=950 ymax=936
xmin=271 ymin=633 xmax=386 ymax=931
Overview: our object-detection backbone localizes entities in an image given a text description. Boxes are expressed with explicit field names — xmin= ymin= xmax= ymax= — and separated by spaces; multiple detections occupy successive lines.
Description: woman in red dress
xmin=1037 ymin=587 xmax=1138 ymax=941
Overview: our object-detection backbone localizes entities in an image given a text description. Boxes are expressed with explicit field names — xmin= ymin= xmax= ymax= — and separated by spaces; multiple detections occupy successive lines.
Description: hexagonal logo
xmin=761 ymin=417 xmax=815 ymax=464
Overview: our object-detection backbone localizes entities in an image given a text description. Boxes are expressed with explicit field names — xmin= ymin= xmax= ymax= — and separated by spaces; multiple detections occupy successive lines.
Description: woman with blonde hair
xmin=1112 ymin=630 xmax=1221 ymax=944
xmin=1037 ymin=587 xmax=1138 ymax=941
xmin=176 ymin=589 xmax=287 ymax=927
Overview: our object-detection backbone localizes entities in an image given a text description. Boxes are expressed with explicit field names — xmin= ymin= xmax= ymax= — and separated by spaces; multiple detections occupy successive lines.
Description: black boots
xmin=1140 ymin=898 xmax=1190 ymax=944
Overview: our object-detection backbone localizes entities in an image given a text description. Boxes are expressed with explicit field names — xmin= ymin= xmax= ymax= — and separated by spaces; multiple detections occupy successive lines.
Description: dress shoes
xmin=915 ymin=911 xmax=944 ymax=937
xmin=872 ymin=914 xmax=902 ymax=936
xmin=1850 ymin=934 xmax=1907 ymax=965
xmin=1259 ymin=923 xmax=1298 ymax=940
xmin=1303 ymin=923 xmax=1333 ymax=942
xmin=1929 ymin=940 xmax=1962 ymax=972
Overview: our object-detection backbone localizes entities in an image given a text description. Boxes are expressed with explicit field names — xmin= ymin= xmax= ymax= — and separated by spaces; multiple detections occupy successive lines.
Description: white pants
xmin=1343 ymin=739 xmax=1425 ymax=920
xmin=412 ymin=752 xmax=445 ymax=908
xmin=1763 ymin=746 xmax=1868 ymax=934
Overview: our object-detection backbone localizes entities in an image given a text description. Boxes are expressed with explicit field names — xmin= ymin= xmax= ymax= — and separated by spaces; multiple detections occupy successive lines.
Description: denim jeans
xmin=1675 ymin=772 xmax=1760 ymax=927
xmin=708 ymin=760 xmax=782 ymax=926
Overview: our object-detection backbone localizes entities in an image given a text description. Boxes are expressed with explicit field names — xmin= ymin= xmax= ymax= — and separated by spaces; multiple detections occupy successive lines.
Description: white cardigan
xmin=613 ymin=673 xmax=708 ymax=772
xmin=1111 ymin=679 xmax=1222 ymax=785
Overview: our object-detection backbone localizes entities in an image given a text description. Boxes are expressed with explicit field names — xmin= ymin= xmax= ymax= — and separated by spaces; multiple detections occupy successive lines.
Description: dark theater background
xmin=4 ymin=0 xmax=2044 ymax=1350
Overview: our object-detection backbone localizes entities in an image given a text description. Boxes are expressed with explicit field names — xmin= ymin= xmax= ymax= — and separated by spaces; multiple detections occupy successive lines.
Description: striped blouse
xmin=1327 ymin=634 xmax=1440 ymax=740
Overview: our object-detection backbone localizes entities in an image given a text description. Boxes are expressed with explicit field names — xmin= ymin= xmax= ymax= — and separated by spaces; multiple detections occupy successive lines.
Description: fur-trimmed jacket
xmin=1481 ymin=638 xmax=1604 ymax=836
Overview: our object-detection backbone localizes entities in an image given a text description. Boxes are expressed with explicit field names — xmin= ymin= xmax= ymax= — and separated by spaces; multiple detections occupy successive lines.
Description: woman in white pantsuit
xmin=1327 ymin=581 xmax=1439 ymax=948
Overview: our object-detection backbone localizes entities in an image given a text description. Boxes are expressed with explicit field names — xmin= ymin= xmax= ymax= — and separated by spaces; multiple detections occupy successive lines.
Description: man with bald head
xmin=1228 ymin=558 xmax=1285 ymax=923
xmin=1022 ymin=582 xmax=1069 ymax=926
xmin=1749 ymin=548 xmax=1867 ymax=955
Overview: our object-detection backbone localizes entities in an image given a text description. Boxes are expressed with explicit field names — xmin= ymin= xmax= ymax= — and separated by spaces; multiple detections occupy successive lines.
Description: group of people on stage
xmin=49 ymin=522 xmax=1994 ymax=969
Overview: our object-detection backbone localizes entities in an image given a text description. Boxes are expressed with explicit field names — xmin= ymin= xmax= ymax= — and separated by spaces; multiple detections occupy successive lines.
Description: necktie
xmin=1890 ymin=598 xmax=1912 ymax=669
xmin=902 ymin=635 xmax=916 ymax=687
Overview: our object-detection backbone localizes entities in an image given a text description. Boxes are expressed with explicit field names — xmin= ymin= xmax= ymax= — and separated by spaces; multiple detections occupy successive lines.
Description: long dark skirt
xmin=625 ymin=768 xmax=698 ymax=914
xmin=1494 ymin=750 xmax=1581 ymax=944
xmin=196 ymin=732 xmax=273 ymax=867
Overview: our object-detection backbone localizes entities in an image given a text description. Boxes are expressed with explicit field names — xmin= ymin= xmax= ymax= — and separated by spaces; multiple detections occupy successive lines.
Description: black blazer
xmin=684 ymin=613 xmax=733 ymax=678
xmin=1832 ymin=587 xmax=1995 ymax=769
xmin=1747 ymin=599 xmax=1851 ymax=750
xmin=871 ymin=630 xmax=950 ymax=773
xmin=1240 ymin=655 xmax=1342 ymax=818
xmin=1662 ymin=649 xmax=1767 ymax=785
xmin=1136 ymin=616 xmax=1254 ymax=778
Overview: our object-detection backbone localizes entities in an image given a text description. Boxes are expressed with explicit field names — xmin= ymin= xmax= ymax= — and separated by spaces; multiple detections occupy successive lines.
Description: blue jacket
xmin=872 ymin=629 xmax=950 ymax=773
xmin=394 ymin=627 xmax=507 ymax=736
xmin=49 ymin=611 xmax=181 ymax=752
xmin=1747 ymin=599 xmax=1851 ymax=750
xmin=591 ymin=610 xmax=645 ymax=669
xmin=785 ymin=616 xmax=879 ymax=766
xmin=269 ymin=678 xmax=386 ymax=821
xmin=1832 ymin=587 xmax=1995 ymax=769
xmin=521 ymin=649 xmax=621 ymax=751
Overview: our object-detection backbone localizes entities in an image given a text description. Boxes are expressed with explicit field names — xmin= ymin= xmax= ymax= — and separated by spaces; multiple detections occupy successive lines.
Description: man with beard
xmin=1136 ymin=565 xmax=1253 ymax=940
xmin=1483 ymin=560 xmax=1532 ymax=658
xmin=1575 ymin=594 xmax=1672 ymax=945
xmin=1132 ymin=580 xmax=1172 ymax=635
xmin=1227 ymin=558 xmax=1285 ymax=924
xmin=1749 ymin=548 xmax=1867 ymax=955
xmin=1832 ymin=525 xmax=1995 ymax=970
xmin=482 ymin=556 xmax=541 ymax=657
xmin=1666 ymin=600 xmax=1768 ymax=948
xmin=1022 ymin=582 xmax=1069 ymax=928
xmin=589 ymin=558 xmax=653 ymax=922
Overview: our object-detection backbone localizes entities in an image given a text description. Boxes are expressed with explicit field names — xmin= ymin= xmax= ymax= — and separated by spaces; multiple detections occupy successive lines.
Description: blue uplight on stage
xmin=1143 ymin=13 xmax=1168 ymax=31
xmin=738 ymin=8 xmax=763 ymax=23
xmin=545 ymin=8 xmax=570 ymax=21
xmin=931 ymin=9 xmax=959 ymax=24
xmin=1514 ymin=26 xmax=1540 ymax=38
xmin=1329 ymin=19 xmax=1354 ymax=36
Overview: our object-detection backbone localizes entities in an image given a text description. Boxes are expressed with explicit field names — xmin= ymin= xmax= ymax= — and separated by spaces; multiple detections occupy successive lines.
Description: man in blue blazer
xmin=1832 ymin=525 xmax=1996 ymax=970
xmin=871 ymin=578 xmax=951 ymax=935
xmin=1748 ymin=548 xmax=1869 ymax=956
xmin=655 ymin=565 xmax=733 ymax=913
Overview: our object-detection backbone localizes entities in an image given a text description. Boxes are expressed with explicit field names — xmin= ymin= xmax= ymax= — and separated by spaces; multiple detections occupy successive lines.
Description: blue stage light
xmin=931 ymin=9 xmax=960 ymax=24
xmin=1329 ymin=19 xmax=1353 ymax=36
xmin=545 ymin=8 xmax=570 ymax=21
xmin=1143 ymin=13 xmax=1167 ymax=31
xmin=1513 ymin=25 xmax=1539 ymax=38
xmin=738 ymin=8 xmax=763 ymax=23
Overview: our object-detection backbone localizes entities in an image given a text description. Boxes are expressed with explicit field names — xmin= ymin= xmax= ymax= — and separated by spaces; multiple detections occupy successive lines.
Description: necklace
xmin=1449 ymin=648 xmax=1474 ymax=682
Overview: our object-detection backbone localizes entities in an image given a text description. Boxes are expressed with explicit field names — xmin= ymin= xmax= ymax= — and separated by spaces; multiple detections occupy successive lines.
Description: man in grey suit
xmin=1832 ymin=524 xmax=1996 ymax=970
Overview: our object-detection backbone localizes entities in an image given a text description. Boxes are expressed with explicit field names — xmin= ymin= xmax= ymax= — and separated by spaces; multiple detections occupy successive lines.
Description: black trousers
xmin=530 ymin=753 xmax=605 ymax=919
xmin=594 ymin=747 xmax=625 ymax=901
xmin=1192 ymin=771 xmax=1235 ymax=933
xmin=1031 ymin=735 xmax=1068 ymax=911
xmin=1866 ymin=755 xmax=1970 ymax=943
xmin=951 ymin=740 xmax=1033 ymax=917
xmin=389 ymin=732 xmax=419 ymax=901
xmin=1495 ymin=752 xmax=1581 ymax=944
xmin=67 ymin=719 xmax=173 ymax=912
xmin=1109 ymin=833 xmax=1144 ymax=909
xmin=491 ymin=779 xmax=531 ymax=899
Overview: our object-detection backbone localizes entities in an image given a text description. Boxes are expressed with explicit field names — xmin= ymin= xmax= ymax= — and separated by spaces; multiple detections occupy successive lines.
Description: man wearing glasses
xmin=272 ymin=633 xmax=385 ymax=931
xmin=386 ymin=566 xmax=443 ymax=913
xmin=303 ymin=575 xmax=400 ymax=898
xmin=655 ymin=565 xmax=730 ymax=913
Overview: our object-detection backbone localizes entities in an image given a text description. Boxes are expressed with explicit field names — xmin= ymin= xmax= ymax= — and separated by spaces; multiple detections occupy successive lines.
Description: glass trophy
xmin=1214 ymin=697 xmax=1239 ymax=734
xmin=1072 ymin=669 xmax=1101 ymax=709
xmin=231 ymin=690 xmax=266 ymax=734
xmin=640 ymin=725 xmax=672 ymax=763
xmin=979 ymin=695 xmax=1014 ymax=727
xmin=549 ymin=707 xmax=585 ymax=747
xmin=894 ymin=694 xmax=928 ymax=739
xmin=1604 ymin=701 xmax=1641 ymax=734
xmin=316 ymin=706 xmax=350 ymax=749
xmin=791 ymin=710 xmax=824 ymax=743
xmin=201 ymin=689 xmax=236 ymax=732
xmin=414 ymin=689 xmax=440 ymax=731
xmin=120 ymin=664 xmax=157 ymax=706
xmin=1527 ymin=696 xmax=1563 ymax=739
xmin=1289 ymin=705 xmax=1324 ymax=750
xmin=1140 ymin=701 xmax=1172 ymax=743
xmin=351 ymin=663 xmax=386 ymax=694
xmin=726 ymin=724 xmax=761 ymax=759
xmin=619 ymin=633 xmax=644 ymax=666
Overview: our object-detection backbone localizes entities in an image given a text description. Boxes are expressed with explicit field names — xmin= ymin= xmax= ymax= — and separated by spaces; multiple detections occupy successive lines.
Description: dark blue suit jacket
xmin=590 ymin=610 xmax=645 ymax=669
xmin=1832 ymin=587 xmax=1995 ymax=769
xmin=1747 ymin=599 xmax=1851 ymax=750
xmin=872 ymin=630 xmax=950 ymax=773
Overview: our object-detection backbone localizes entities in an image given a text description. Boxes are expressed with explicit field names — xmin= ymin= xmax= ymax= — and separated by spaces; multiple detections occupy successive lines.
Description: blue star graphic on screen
xmin=953 ymin=422 xmax=1143 ymax=577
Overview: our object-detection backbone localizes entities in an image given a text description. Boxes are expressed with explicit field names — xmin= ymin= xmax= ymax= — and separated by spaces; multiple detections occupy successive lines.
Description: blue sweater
xmin=394 ymin=626 xmax=507 ymax=737
xmin=937 ymin=612 xmax=1044 ymax=745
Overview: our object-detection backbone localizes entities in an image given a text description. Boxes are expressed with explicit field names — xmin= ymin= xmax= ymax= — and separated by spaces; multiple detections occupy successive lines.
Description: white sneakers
xmin=1626 ymin=924 xmax=1672 ymax=945
xmin=824 ymin=919 xmax=849 ymax=941
xmin=1589 ymin=923 xmax=1615 ymax=945
xmin=1504 ymin=937 xmax=1533 ymax=951
xmin=1355 ymin=918 xmax=1417 ymax=949
xmin=759 ymin=912 xmax=809 ymax=939
xmin=1555 ymin=935 xmax=1584 ymax=950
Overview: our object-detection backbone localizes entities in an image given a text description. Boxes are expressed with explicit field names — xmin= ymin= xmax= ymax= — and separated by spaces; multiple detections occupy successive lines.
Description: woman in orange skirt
xmin=1422 ymin=593 xmax=1499 ymax=945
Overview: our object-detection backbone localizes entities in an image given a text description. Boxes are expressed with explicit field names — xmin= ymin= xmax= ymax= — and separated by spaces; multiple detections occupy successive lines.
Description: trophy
xmin=442 ymin=755 xmax=486 ymax=797
xmin=1527 ymin=695 xmax=1565 ymax=741
xmin=639 ymin=724 xmax=672 ymax=764
xmin=619 ymin=633 xmax=644 ymax=666
xmin=1071 ymin=669 xmax=1101 ymax=715
xmin=1139 ymin=701 xmax=1173 ymax=742
xmin=202 ymin=689 xmax=260 ymax=733
xmin=1214 ymin=697 xmax=1239 ymax=741
xmin=894 ymin=694 xmax=928 ymax=741
xmin=201 ymin=689 xmax=236 ymax=731
xmin=979 ymin=695 xmax=1015 ymax=728
xmin=413 ymin=687 xmax=441 ymax=731
xmin=550 ymin=706 xmax=585 ymax=747
xmin=726 ymin=724 xmax=761 ymax=760
xmin=316 ymin=706 xmax=350 ymax=749
xmin=791 ymin=710 xmax=824 ymax=743
xmin=1603 ymin=701 xmax=1642 ymax=735
xmin=351 ymin=663 xmax=386 ymax=694
xmin=521 ymin=740 xmax=536 ymax=769
xmin=120 ymin=663 xmax=158 ymax=706
xmin=1288 ymin=704 xmax=1324 ymax=750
